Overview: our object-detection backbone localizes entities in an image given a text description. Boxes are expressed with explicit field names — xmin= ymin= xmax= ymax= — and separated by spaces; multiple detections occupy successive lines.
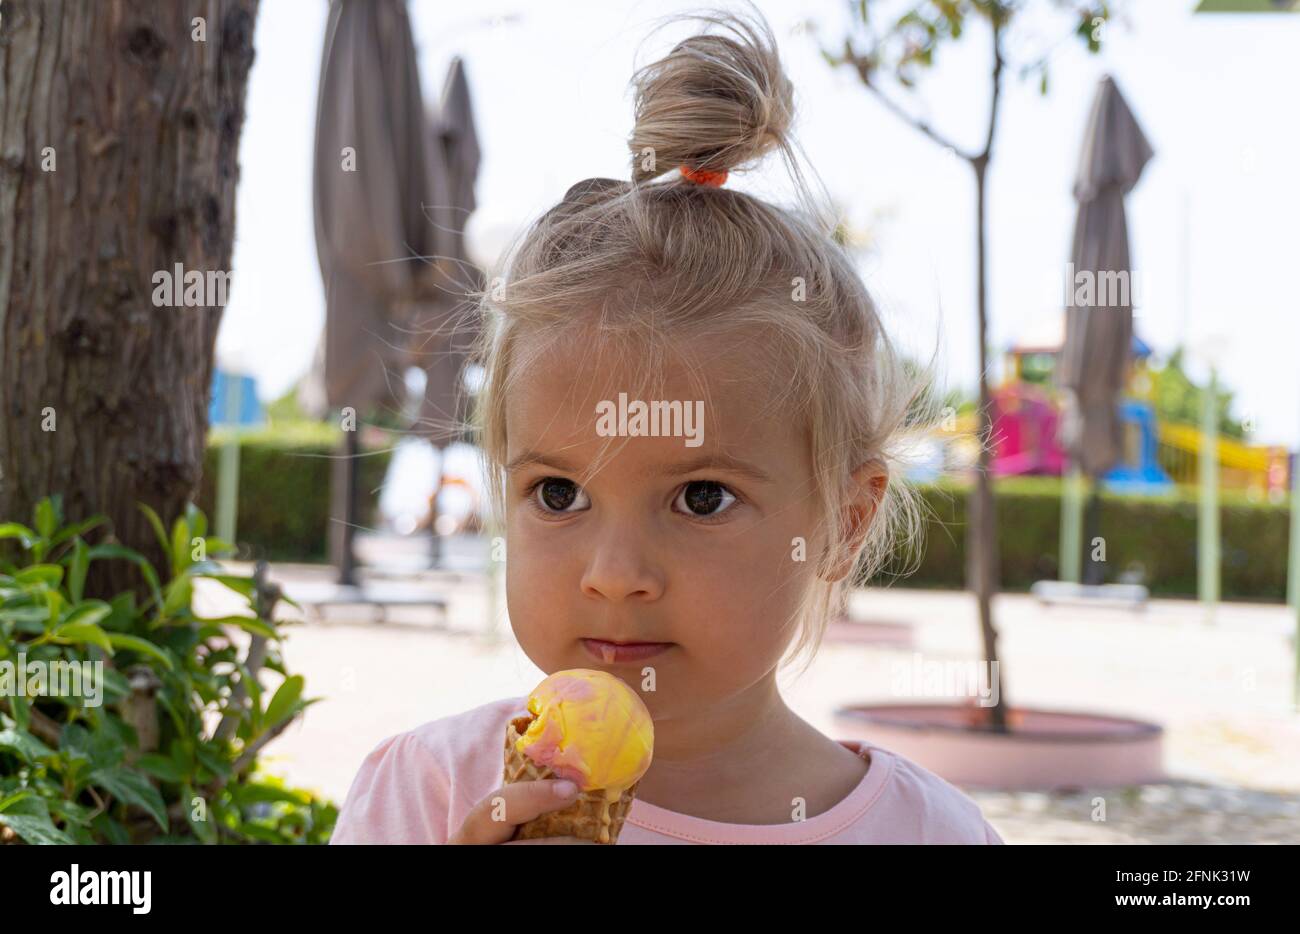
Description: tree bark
xmin=967 ymin=13 xmax=1008 ymax=732
xmin=0 ymin=0 xmax=259 ymax=596
xmin=970 ymin=153 xmax=1007 ymax=732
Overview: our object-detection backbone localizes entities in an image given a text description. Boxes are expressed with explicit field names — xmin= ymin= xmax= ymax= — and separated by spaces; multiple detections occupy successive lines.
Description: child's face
xmin=503 ymin=334 xmax=826 ymax=723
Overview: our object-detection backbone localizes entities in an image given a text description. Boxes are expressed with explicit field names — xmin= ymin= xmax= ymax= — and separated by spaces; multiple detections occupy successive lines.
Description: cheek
xmin=670 ymin=520 xmax=816 ymax=652
xmin=504 ymin=510 xmax=576 ymax=659
xmin=693 ymin=506 xmax=817 ymax=588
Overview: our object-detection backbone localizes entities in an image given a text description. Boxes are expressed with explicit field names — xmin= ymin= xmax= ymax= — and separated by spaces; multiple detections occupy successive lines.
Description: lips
xmin=581 ymin=638 xmax=674 ymax=664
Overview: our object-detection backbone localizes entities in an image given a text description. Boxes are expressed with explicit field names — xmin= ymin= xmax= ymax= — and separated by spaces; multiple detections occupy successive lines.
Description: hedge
xmin=197 ymin=423 xmax=393 ymax=563
xmin=197 ymin=432 xmax=1291 ymax=602
xmin=865 ymin=476 xmax=1293 ymax=602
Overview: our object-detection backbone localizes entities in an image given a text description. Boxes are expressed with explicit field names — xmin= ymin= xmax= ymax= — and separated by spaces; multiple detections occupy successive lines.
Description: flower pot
xmin=834 ymin=702 xmax=1163 ymax=790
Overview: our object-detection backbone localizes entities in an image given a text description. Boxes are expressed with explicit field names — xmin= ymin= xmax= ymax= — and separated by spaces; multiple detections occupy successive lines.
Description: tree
xmin=0 ymin=0 xmax=260 ymax=596
xmin=1151 ymin=347 xmax=1245 ymax=439
xmin=821 ymin=1 xmax=1117 ymax=731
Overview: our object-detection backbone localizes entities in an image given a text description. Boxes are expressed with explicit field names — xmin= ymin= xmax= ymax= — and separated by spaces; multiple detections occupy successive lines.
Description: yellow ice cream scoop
xmin=512 ymin=668 xmax=654 ymax=795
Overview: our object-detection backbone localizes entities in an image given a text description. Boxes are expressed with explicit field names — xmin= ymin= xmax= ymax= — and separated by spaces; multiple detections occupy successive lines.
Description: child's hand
xmin=448 ymin=779 xmax=596 ymax=845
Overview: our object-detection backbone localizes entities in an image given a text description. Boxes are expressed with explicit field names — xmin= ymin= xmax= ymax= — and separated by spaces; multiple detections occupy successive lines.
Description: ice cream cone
xmin=503 ymin=714 xmax=640 ymax=844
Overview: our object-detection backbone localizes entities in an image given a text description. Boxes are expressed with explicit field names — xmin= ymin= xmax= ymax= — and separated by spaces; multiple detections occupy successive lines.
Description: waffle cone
xmin=503 ymin=714 xmax=639 ymax=844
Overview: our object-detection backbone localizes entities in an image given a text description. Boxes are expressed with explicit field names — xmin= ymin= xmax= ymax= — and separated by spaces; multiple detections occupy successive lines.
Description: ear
xmin=820 ymin=460 xmax=889 ymax=584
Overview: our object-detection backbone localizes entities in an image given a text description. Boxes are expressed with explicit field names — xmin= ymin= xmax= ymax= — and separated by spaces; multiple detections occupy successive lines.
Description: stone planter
xmin=833 ymin=702 xmax=1164 ymax=790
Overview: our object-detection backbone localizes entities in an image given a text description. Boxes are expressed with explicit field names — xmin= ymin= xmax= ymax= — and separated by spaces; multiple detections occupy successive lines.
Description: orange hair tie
xmin=679 ymin=164 xmax=728 ymax=187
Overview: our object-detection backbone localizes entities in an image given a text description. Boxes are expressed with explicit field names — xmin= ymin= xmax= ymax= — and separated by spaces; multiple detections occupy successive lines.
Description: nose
xmin=579 ymin=526 xmax=665 ymax=603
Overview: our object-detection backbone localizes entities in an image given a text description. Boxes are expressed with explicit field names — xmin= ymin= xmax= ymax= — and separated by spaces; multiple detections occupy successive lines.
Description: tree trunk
xmin=970 ymin=154 xmax=1008 ymax=732
xmin=0 ymin=0 xmax=259 ymax=597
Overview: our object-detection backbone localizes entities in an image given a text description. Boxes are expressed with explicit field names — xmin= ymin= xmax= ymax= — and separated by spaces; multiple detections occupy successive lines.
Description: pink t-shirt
xmin=330 ymin=695 xmax=1005 ymax=845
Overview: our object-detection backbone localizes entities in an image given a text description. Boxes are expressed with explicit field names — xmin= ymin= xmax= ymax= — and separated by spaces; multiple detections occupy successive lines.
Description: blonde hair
xmin=466 ymin=7 xmax=938 ymax=677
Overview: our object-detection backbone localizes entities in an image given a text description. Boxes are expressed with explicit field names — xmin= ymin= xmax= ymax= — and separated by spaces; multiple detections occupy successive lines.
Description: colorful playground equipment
xmin=950 ymin=314 xmax=1291 ymax=497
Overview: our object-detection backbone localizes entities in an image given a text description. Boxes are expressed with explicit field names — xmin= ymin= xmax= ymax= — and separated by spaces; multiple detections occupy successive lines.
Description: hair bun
xmin=628 ymin=10 xmax=794 ymax=184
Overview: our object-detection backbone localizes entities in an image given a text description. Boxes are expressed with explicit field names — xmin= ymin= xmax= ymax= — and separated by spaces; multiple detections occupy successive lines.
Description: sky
xmin=219 ymin=0 xmax=1300 ymax=449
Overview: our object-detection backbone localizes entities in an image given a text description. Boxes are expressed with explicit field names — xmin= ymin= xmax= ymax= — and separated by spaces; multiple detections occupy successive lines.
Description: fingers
xmin=448 ymin=779 xmax=581 ymax=845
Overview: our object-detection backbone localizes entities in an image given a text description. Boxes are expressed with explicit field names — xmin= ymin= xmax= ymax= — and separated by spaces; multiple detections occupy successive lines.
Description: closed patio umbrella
xmin=404 ymin=57 xmax=485 ymax=564
xmin=302 ymin=0 xmax=443 ymax=583
xmin=411 ymin=56 xmax=483 ymax=448
xmin=1056 ymin=74 xmax=1154 ymax=584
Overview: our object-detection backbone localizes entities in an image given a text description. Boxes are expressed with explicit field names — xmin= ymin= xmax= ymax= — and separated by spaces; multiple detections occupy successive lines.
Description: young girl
xmin=331 ymin=8 xmax=1003 ymax=845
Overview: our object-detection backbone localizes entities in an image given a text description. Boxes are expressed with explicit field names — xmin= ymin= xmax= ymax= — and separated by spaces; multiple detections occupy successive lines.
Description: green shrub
xmin=198 ymin=423 xmax=393 ymax=563
xmin=866 ymin=477 xmax=1292 ymax=601
xmin=0 ymin=496 xmax=336 ymax=844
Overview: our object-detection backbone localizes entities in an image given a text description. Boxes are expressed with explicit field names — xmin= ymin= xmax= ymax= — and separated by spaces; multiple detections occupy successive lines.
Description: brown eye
xmin=675 ymin=481 xmax=736 ymax=518
xmin=534 ymin=478 xmax=588 ymax=514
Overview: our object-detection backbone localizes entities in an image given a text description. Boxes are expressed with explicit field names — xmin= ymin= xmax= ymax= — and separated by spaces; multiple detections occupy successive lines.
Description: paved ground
xmin=197 ymin=531 xmax=1300 ymax=844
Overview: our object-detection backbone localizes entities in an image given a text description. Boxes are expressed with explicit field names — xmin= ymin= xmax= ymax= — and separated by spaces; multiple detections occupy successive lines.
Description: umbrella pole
xmin=1199 ymin=367 xmax=1220 ymax=619
xmin=1083 ymin=475 xmax=1104 ymax=586
xmin=330 ymin=425 xmax=360 ymax=587
xmin=429 ymin=444 xmax=444 ymax=569
xmin=1060 ymin=460 xmax=1084 ymax=584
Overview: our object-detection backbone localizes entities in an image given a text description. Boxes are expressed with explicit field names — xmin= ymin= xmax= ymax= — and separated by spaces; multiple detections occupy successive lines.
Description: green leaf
xmin=51 ymin=620 xmax=114 ymax=655
xmin=205 ymin=574 xmax=256 ymax=600
xmin=184 ymin=503 xmax=207 ymax=542
xmin=105 ymin=633 xmax=175 ymax=671
xmin=0 ymin=727 xmax=56 ymax=764
xmin=0 ymin=789 xmax=35 ymax=812
xmin=0 ymin=795 xmax=75 ymax=844
xmin=101 ymin=669 xmax=131 ymax=702
xmin=194 ymin=742 xmax=232 ymax=779
xmin=43 ymin=588 xmax=65 ymax=629
xmin=85 ymin=544 xmax=163 ymax=612
xmin=201 ymin=536 xmax=235 ymax=557
xmin=263 ymin=675 xmax=304 ymax=730
xmin=0 ymin=605 xmax=51 ymax=625
xmin=159 ymin=575 xmax=193 ymax=621
xmin=49 ymin=514 xmax=108 ymax=549
xmin=60 ymin=721 xmax=93 ymax=760
xmin=89 ymin=766 xmax=168 ymax=832
xmin=92 ymin=812 xmax=131 ymax=845
xmin=48 ymin=796 xmax=96 ymax=828
xmin=0 ymin=523 xmax=37 ymax=549
xmin=87 ymin=726 xmax=125 ymax=771
xmin=238 ymin=821 xmax=283 ymax=843
xmin=198 ymin=614 xmax=278 ymax=640
xmin=171 ymin=516 xmax=192 ymax=579
xmin=56 ymin=600 xmax=112 ymax=631
xmin=8 ymin=692 xmax=30 ymax=733
xmin=66 ymin=538 xmax=89 ymax=603
xmin=137 ymin=502 xmax=172 ymax=565
xmin=34 ymin=497 xmax=60 ymax=540
xmin=14 ymin=564 xmax=63 ymax=587
xmin=135 ymin=753 xmax=186 ymax=784
xmin=235 ymin=782 xmax=308 ymax=806
xmin=169 ymin=736 xmax=196 ymax=773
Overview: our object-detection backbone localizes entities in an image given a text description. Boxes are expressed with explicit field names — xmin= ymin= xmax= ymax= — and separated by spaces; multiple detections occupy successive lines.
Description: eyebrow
xmin=505 ymin=450 xmax=773 ymax=483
